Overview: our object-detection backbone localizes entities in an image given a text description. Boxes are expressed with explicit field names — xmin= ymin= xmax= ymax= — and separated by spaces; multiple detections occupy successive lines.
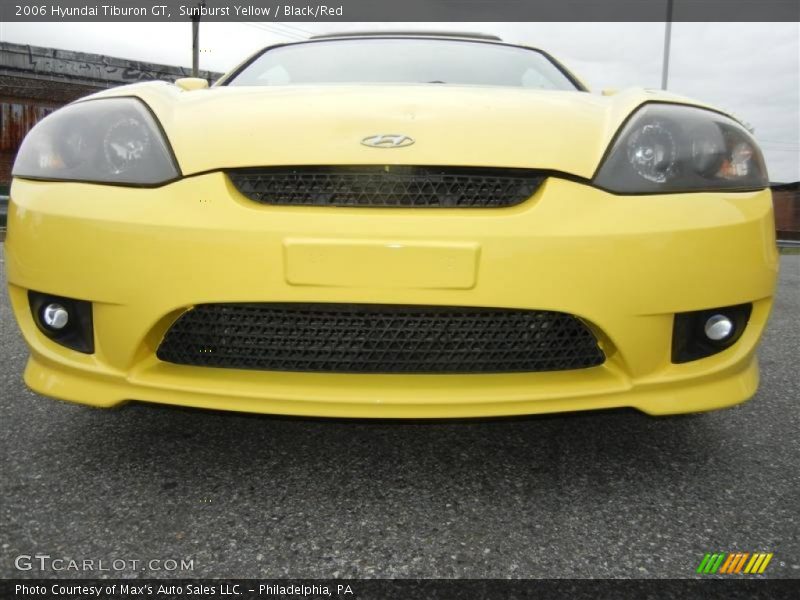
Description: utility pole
xmin=191 ymin=0 xmax=206 ymax=77
xmin=661 ymin=0 xmax=674 ymax=90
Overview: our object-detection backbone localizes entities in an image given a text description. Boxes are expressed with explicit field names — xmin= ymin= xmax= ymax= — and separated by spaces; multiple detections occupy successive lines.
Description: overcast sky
xmin=2 ymin=21 xmax=798 ymax=182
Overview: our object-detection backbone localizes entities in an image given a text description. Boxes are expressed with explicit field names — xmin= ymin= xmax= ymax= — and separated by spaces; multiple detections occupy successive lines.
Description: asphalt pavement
xmin=1 ymin=246 xmax=798 ymax=579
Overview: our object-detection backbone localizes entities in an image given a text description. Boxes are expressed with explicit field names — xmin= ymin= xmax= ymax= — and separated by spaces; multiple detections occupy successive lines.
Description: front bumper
xmin=5 ymin=175 xmax=778 ymax=418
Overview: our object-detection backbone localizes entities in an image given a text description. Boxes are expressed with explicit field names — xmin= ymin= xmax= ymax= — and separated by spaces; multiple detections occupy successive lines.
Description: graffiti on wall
xmin=1 ymin=41 xmax=220 ymax=87
xmin=27 ymin=54 xmax=168 ymax=83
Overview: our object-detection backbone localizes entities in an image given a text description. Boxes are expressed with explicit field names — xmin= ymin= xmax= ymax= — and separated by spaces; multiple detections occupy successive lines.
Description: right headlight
xmin=12 ymin=97 xmax=179 ymax=186
xmin=593 ymin=103 xmax=768 ymax=194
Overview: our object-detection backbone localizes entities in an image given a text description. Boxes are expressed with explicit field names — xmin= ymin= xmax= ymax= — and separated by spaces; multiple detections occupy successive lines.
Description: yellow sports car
xmin=6 ymin=32 xmax=778 ymax=418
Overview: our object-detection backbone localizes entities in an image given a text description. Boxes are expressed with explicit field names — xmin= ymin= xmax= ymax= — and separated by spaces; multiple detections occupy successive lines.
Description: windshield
xmin=226 ymin=39 xmax=581 ymax=91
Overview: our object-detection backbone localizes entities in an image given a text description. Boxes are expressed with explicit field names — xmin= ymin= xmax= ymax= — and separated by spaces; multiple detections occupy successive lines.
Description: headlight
xmin=12 ymin=98 xmax=179 ymax=186
xmin=594 ymin=104 xmax=768 ymax=194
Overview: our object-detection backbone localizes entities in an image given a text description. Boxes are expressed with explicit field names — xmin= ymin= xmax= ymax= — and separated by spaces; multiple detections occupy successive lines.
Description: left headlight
xmin=12 ymin=98 xmax=179 ymax=186
xmin=594 ymin=103 xmax=768 ymax=194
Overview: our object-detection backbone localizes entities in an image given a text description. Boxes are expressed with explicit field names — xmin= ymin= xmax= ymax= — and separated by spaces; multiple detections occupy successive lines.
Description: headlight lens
xmin=594 ymin=104 xmax=768 ymax=193
xmin=12 ymin=98 xmax=179 ymax=185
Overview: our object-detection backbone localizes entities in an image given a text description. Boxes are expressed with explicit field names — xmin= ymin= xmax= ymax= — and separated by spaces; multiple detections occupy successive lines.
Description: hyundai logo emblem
xmin=361 ymin=134 xmax=415 ymax=148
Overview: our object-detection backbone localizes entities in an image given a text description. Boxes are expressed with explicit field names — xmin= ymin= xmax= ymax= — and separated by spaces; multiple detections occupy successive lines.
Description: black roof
xmin=310 ymin=31 xmax=503 ymax=42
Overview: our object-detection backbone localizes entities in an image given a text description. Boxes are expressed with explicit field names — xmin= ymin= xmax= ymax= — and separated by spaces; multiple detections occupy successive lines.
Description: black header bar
xmin=2 ymin=578 xmax=799 ymax=600
xmin=2 ymin=0 xmax=799 ymax=23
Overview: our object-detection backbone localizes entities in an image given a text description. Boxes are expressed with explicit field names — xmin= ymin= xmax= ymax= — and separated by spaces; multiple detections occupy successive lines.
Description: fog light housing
xmin=672 ymin=303 xmax=751 ymax=363
xmin=29 ymin=291 xmax=94 ymax=353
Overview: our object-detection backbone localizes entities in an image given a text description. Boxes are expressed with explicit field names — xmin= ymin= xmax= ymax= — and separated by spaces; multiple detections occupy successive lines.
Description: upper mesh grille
xmin=227 ymin=166 xmax=545 ymax=208
xmin=156 ymin=303 xmax=605 ymax=374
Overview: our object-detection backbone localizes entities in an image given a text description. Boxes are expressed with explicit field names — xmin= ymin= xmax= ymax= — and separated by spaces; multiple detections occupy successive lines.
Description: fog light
xmin=672 ymin=303 xmax=751 ymax=363
xmin=42 ymin=303 xmax=70 ymax=330
xmin=704 ymin=314 xmax=734 ymax=341
xmin=29 ymin=291 xmax=95 ymax=353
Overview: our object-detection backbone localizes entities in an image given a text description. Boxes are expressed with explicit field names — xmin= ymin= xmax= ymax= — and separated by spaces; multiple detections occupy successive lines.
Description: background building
xmin=772 ymin=182 xmax=800 ymax=241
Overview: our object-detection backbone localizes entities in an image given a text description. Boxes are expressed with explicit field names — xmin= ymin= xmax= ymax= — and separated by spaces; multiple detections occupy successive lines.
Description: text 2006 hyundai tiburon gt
xmin=6 ymin=33 xmax=778 ymax=418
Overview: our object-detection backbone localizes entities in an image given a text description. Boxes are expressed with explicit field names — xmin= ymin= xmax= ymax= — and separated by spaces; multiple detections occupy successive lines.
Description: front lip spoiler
xmin=21 ymin=348 xmax=761 ymax=418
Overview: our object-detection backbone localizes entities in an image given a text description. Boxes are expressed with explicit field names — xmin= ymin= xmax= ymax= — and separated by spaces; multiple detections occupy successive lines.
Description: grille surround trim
xmin=156 ymin=303 xmax=606 ymax=374
xmin=227 ymin=166 xmax=546 ymax=208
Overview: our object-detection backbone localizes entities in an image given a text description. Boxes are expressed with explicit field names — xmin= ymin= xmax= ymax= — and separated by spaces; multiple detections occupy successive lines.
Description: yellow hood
xmin=82 ymin=82 xmax=715 ymax=179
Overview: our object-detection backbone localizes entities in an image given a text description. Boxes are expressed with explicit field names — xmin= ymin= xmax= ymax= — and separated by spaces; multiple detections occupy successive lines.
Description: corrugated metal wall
xmin=0 ymin=102 xmax=53 ymax=151
xmin=773 ymin=188 xmax=800 ymax=241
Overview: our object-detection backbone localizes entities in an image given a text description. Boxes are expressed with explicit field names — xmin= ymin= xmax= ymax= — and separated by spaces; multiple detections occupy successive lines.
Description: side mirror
xmin=175 ymin=78 xmax=209 ymax=91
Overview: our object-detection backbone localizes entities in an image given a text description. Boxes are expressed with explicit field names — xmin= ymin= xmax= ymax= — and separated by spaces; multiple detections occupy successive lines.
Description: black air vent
xmin=228 ymin=166 xmax=545 ymax=208
xmin=157 ymin=303 xmax=605 ymax=374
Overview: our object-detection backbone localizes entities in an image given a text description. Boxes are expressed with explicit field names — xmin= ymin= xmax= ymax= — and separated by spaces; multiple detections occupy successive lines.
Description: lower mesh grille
xmin=227 ymin=166 xmax=545 ymax=208
xmin=156 ymin=303 xmax=605 ymax=374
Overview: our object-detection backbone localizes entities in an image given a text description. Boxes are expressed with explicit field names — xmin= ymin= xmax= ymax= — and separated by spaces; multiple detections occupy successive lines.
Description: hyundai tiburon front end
xmin=6 ymin=33 xmax=778 ymax=418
